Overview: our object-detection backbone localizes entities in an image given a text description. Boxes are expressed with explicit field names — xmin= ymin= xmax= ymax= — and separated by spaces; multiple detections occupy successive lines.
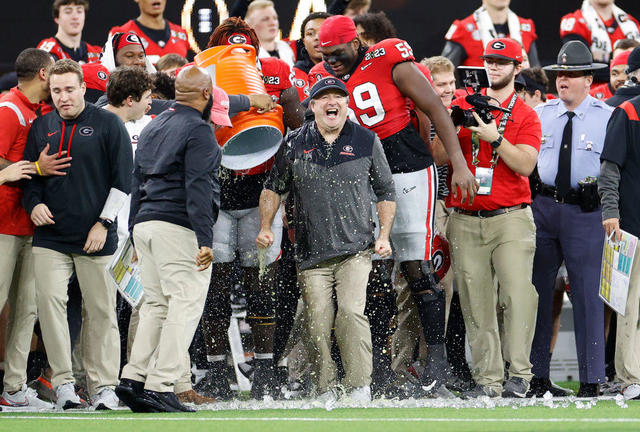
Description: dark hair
xmin=156 ymin=54 xmax=187 ymax=72
xmin=207 ymin=17 xmax=260 ymax=52
xmin=48 ymin=58 xmax=83 ymax=86
xmin=613 ymin=38 xmax=640 ymax=52
xmin=151 ymin=72 xmax=175 ymax=100
xmin=52 ymin=0 xmax=89 ymax=19
xmin=520 ymin=67 xmax=549 ymax=101
xmin=15 ymin=48 xmax=54 ymax=81
xmin=353 ymin=11 xmax=396 ymax=44
xmin=106 ymin=66 xmax=154 ymax=107
xmin=301 ymin=12 xmax=332 ymax=36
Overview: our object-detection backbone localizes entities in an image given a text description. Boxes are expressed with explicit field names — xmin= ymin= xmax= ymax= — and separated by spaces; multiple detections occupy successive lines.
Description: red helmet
xmin=431 ymin=234 xmax=451 ymax=281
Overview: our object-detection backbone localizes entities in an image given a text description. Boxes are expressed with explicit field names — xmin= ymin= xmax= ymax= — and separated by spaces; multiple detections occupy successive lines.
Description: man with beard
xmin=309 ymin=14 xmax=477 ymax=397
xmin=115 ymin=66 xmax=223 ymax=413
xmin=446 ymin=38 xmax=541 ymax=398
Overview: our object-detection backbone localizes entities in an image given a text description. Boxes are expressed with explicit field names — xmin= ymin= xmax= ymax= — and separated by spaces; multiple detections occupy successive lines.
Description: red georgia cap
xmin=116 ymin=32 xmax=144 ymax=52
xmin=318 ymin=15 xmax=358 ymax=48
xmin=611 ymin=50 xmax=632 ymax=69
xmin=480 ymin=38 xmax=523 ymax=63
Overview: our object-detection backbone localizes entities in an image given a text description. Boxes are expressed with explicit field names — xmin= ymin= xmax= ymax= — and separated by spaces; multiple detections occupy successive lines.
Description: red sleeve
xmin=108 ymin=24 xmax=126 ymax=39
xmin=376 ymin=38 xmax=416 ymax=65
xmin=444 ymin=18 xmax=472 ymax=44
xmin=560 ymin=10 xmax=591 ymax=44
xmin=308 ymin=64 xmax=330 ymax=86
xmin=520 ymin=17 xmax=538 ymax=44
xmin=515 ymin=104 xmax=542 ymax=151
xmin=414 ymin=62 xmax=433 ymax=84
xmin=81 ymin=63 xmax=109 ymax=92
xmin=0 ymin=109 xmax=20 ymax=159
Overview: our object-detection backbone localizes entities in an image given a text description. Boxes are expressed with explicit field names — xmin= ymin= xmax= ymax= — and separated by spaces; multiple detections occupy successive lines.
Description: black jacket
xmin=129 ymin=103 xmax=221 ymax=248
xmin=606 ymin=85 xmax=640 ymax=107
xmin=23 ymin=103 xmax=133 ymax=255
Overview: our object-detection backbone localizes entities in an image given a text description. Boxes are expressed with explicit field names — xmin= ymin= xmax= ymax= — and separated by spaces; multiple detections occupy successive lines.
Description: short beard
xmin=490 ymin=68 xmax=516 ymax=91
xmin=202 ymin=94 xmax=213 ymax=121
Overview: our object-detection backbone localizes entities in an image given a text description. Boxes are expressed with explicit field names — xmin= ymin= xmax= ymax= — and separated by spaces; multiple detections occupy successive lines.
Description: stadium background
xmin=1 ymin=0 xmax=640 ymax=74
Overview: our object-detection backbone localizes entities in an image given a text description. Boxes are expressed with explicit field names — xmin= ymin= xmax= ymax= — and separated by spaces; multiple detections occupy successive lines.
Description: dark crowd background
xmin=1 ymin=0 xmax=640 ymax=72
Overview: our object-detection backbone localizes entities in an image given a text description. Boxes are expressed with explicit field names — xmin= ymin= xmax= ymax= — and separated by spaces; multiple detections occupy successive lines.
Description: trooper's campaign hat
xmin=543 ymin=40 xmax=608 ymax=72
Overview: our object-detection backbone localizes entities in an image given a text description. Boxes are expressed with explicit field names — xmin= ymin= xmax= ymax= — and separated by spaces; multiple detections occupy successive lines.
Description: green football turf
xmin=2 ymin=398 xmax=639 ymax=432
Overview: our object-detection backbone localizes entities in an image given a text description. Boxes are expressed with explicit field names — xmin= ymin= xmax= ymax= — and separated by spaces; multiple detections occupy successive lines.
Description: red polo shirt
xmin=0 ymin=88 xmax=40 ymax=235
xmin=446 ymin=90 xmax=541 ymax=211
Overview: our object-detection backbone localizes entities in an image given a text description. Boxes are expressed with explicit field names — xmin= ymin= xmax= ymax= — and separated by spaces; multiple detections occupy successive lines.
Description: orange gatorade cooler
xmin=195 ymin=44 xmax=284 ymax=170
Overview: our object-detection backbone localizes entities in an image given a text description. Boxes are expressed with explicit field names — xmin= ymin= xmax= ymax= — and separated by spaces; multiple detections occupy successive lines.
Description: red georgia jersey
xmin=108 ymin=20 xmax=189 ymax=64
xmin=445 ymin=14 xmax=537 ymax=67
xmin=590 ymin=82 xmax=613 ymax=100
xmin=309 ymin=38 xmax=418 ymax=140
xmin=81 ymin=62 xmax=110 ymax=93
xmin=260 ymin=57 xmax=294 ymax=101
xmin=560 ymin=9 xmax=640 ymax=49
xmin=37 ymin=37 xmax=102 ymax=64
xmin=292 ymin=67 xmax=310 ymax=102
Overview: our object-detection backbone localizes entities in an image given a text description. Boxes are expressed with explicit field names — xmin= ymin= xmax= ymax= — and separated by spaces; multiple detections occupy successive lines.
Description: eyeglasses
xmin=484 ymin=58 xmax=514 ymax=68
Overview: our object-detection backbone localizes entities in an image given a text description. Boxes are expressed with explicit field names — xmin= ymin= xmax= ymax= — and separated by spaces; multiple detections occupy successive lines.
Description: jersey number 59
xmin=347 ymin=82 xmax=386 ymax=127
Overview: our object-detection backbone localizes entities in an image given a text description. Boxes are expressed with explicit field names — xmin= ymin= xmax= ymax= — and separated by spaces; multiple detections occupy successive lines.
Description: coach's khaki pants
xmin=447 ymin=207 xmax=537 ymax=393
xmin=616 ymin=250 xmax=640 ymax=386
xmin=299 ymin=250 xmax=373 ymax=393
xmin=0 ymin=234 xmax=37 ymax=392
xmin=33 ymin=247 xmax=119 ymax=396
xmin=122 ymin=221 xmax=210 ymax=393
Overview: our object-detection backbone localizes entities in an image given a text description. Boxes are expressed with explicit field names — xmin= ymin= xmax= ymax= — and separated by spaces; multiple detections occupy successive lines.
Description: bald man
xmin=115 ymin=66 xmax=225 ymax=413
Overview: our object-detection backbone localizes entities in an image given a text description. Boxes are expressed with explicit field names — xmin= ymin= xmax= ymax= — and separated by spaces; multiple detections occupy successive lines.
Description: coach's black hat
xmin=309 ymin=77 xmax=348 ymax=100
xmin=543 ymin=40 xmax=608 ymax=72
xmin=626 ymin=47 xmax=640 ymax=74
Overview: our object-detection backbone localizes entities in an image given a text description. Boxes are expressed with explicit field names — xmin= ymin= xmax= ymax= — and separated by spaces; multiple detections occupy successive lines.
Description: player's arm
xmin=280 ymin=86 xmax=305 ymax=130
xmin=441 ymin=41 xmax=467 ymax=68
xmin=392 ymin=61 xmax=478 ymax=203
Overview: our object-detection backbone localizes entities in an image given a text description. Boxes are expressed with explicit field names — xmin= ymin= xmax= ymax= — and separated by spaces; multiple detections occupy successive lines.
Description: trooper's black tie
xmin=554 ymin=111 xmax=576 ymax=199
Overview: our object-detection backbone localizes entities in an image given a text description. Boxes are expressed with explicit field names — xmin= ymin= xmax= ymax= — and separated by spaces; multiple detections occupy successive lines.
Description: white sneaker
xmin=1 ymin=384 xmax=54 ymax=409
xmin=348 ymin=386 xmax=371 ymax=403
xmin=316 ymin=389 xmax=338 ymax=404
xmin=56 ymin=383 xmax=83 ymax=410
xmin=623 ymin=383 xmax=640 ymax=400
xmin=91 ymin=387 xmax=119 ymax=410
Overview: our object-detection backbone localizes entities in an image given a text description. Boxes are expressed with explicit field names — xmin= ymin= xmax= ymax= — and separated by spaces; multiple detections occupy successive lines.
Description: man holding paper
xmin=598 ymin=92 xmax=640 ymax=401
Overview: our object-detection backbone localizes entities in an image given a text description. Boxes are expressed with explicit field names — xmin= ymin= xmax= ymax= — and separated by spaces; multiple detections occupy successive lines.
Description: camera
xmin=450 ymin=67 xmax=512 ymax=128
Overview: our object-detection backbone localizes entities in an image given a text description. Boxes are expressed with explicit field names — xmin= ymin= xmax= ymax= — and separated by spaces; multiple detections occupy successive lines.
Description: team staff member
xmin=0 ymin=48 xmax=63 ymax=410
xmin=108 ymin=0 xmax=189 ymax=64
xmin=598 ymin=88 xmax=640 ymax=401
xmin=446 ymin=38 xmax=541 ymax=399
xmin=442 ymin=0 xmax=539 ymax=67
xmin=310 ymin=15 xmax=478 ymax=396
xmin=560 ymin=0 xmax=640 ymax=64
xmin=257 ymin=77 xmax=396 ymax=402
xmin=22 ymin=59 xmax=133 ymax=410
xmin=531 ymin=41 xmax=613 ymax=398
xmin=116 ymin=66 xmax=222 ymax=413
xmin=37 ymin=0 xmax=101 ymax=64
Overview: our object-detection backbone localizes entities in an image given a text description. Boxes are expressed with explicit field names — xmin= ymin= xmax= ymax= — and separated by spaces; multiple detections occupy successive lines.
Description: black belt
xmin=539 ymin=184 xmax=580 ymax=205
xmin=454 ymin=203 xmax=528 ymax=218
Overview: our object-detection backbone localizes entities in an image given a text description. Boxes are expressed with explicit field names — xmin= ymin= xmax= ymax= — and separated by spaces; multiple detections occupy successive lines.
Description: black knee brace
xmin=409 ymin=274 xmax=446 ymax=346
xmin=246 ymin=288 xmax=276 ymax=325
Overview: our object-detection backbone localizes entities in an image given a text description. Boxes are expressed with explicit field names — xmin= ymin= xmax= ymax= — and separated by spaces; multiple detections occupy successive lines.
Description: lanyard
xmin=471 ymin=92 xmax=518 ymax=168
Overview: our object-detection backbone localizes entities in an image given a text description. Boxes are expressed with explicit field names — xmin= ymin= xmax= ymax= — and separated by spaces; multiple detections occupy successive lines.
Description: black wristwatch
xmin=99 ymin=218 xmax=113 ymax=229
xmin=490 ymin=135 xmax=504 ymax=149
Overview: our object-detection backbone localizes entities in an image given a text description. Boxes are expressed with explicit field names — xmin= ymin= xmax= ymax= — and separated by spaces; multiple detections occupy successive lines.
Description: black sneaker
xmin=193 ymin=367 xmax=233 ymax=401
xmin=502 ymin=377 xmax=529 ymax=398
xmin=526 ymin=377 xmax=571 ymax=397
xmin=420 ymin=344 xmax=454 ymax=396
xmin=115 ymin=379 xmax=148 ymax=412
xmin=135 ymin=390 xmax=195 ymax=413
xmin=577 ymin=382 xmax=600 ymax=398
xmin=461 ymin=384 xmax=500 ymax=399
xmin=251 ymin=362 xmax=276 ymax=399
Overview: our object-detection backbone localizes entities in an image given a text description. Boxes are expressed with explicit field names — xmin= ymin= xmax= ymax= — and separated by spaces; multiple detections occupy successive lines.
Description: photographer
xmin=530 ymin=41 xmax=613 ymax=398
xmin=445 ymin=38 xmax=541 ymax=399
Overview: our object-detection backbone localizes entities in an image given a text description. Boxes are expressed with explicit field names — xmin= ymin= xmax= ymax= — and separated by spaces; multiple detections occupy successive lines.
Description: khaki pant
xmin=0 ymin=234 xmax=36 ymax=392
xmin=447 ymin=207 xmax=537 ymax=392
xmin=616 ymin=250 xmax=640 ymax=386
xmin=33 ymin=247 xmax=119 ymax=395
xmin=121 ymin=221 xmax=211 ymax=393
xmin=299 ymin=250 xmax=373 ymax=392
xmin=391 ymin=200 xmax=454 ymax=380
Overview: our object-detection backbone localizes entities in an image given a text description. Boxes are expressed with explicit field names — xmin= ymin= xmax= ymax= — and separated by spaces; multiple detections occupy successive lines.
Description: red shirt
xmin=309 ymin=38 xmax=417 ymax=140
xmin=108 ymin=20 xmax=189 ymax=64
xmin=0 ymin=88 xmax=40 ymax=235
xmin=446 ymin=90 xmax=541 ymax=211
xmin=37 ymin=37 xmax=102 ymax=64
xmin=560 ymin=9 xmax=640 ymax=52
xmin=81 ymin=62 xmax=110 ymax=93
xmin=445 ymin=14 xmax=537 ymax=67
xmin=590 ymin=82 xmax=614 ymax=100
xmin=292 ymin=66 xmax=310 ymax=102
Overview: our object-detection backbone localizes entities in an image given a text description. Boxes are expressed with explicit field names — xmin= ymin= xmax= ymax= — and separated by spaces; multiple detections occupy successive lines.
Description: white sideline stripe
xmin=2 ymin=416 xmax=640 ymax=423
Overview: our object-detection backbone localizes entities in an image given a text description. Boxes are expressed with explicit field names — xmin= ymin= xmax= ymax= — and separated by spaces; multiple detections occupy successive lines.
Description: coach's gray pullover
xmin=265 ymin=120 xmax=395 ymax=270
